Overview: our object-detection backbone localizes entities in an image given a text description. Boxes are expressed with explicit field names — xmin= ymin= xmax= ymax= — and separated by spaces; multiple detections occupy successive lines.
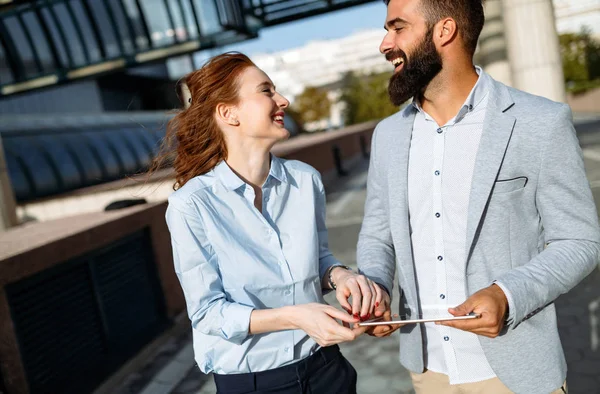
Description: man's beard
xmin=387 ymin=27 xmax=443 ymax=106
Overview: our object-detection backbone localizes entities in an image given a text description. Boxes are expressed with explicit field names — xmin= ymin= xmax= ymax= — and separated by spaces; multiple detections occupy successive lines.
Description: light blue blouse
xmin=165 ymin=156 xmax=340 ymax=374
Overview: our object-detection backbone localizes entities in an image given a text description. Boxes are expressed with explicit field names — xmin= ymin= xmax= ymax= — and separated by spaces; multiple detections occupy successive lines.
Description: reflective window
xmin=107 ymin=0 xmax=136 ymax=54
xmin=40 ymin=7 xmax=70 ymax=69
xmin=0 ymin=41 xmax=15 ymax=84
xmin=88 ymin=0 xmax=122 ymax=58
xmin=177 ymin=0 xmax=198 ymax=39
xmin=3 ymin=16 xmax=37 ymax=77
xmin=138 ymin=0 xmax=175 ymax=47
xmin=21 ymin=12 xmax=56 ymax=73
xmin=193 ymin=0 xmax=222 ymax=36
xmin=122 ymin=0 xmax=150 ymax=50
xmin=166 ymin=0 xmax=187 ymax=41
xmin=49 ymin=3 xmax=87 ymax=67
xmin=69 ymin=1 xmax=103 ymax=62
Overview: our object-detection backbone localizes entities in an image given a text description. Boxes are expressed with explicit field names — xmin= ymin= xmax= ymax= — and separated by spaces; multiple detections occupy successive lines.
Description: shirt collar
xmin=214 ymin=155 xmax=287 ymax=191
xmin=410 ymin=65 xmax=490 ymax=119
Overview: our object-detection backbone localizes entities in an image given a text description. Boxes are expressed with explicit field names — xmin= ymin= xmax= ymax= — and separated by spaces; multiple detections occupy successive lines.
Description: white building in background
xmin=553 ymin=0 xmax=600 ymax=37
xmin=251 ymin=28 xmax=389 ymax=128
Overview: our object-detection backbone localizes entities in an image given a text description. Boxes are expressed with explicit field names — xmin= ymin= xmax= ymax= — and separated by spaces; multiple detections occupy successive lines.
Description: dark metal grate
xmin=6 ymin=230 xmax=168 ymax=394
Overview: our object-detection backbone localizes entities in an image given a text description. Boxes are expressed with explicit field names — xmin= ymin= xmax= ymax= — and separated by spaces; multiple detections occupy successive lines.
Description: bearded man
xmin=352 ymin=0 xmax=600 ymax=392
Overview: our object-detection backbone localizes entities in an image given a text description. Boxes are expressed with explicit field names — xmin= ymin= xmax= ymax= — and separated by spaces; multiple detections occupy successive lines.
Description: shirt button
xmin=444 ymin=336 xmax=450 ymax=342
xmin=440 ymin=294 xmax=446 ymax=299
xmin=435 ymin=212 xmax=441 ymax=218
xmin=434 ymin=170 xmax=440 ymax=176
xmin=284 ymin=347 xmax=290 ymax=353
xmin=264 ymin=195 xmax=270 ymax=202
xmin=437 ymin=256 xmax=443 ymax=261
xmin=285 ymin=290 xmax=292 ymax=296
xmin=437 ymin=128 xmax=443 ymax=134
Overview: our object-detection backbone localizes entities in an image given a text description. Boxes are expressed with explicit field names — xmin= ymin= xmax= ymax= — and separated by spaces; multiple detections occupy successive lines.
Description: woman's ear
xmin=216 ymin=103 xmax=240 ymax=126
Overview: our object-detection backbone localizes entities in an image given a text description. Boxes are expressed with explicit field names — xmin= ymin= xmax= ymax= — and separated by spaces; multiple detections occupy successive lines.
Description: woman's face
xmin=233 ymin=66 xmax=290 ymax=143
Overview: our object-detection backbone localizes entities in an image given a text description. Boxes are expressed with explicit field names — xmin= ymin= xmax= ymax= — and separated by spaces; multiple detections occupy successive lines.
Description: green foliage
xmin=339 ymin=71 xmax=399 ymax=126
xmin=292 ymin=86 xmax=331 ymax=124
xmin=559 ymin=27 xmax=600 ymax=94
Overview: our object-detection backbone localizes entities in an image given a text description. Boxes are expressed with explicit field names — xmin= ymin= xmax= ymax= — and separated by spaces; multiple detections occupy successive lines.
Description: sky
xmin=219 ymin=2 xmax=387 ymax=56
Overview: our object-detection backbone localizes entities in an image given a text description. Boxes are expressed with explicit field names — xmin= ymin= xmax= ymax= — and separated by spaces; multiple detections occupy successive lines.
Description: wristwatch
xmin=327 ymin=265 xmax=352 ymax=290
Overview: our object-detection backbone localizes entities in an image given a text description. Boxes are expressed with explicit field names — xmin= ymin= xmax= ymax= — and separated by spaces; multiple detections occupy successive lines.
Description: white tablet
xmin=357 ymin=313 xmax=481 ymax=326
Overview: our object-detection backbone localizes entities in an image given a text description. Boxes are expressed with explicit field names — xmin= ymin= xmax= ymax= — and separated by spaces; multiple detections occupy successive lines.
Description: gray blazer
xmin=357 ymin=76 xmax=600 ymax=394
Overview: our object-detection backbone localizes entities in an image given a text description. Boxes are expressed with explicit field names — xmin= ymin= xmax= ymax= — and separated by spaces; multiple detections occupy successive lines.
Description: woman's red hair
xmin=151 ymin=52 xmax=255 ymax=189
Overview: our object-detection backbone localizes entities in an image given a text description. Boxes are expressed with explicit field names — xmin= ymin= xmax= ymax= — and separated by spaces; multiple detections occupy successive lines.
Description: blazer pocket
xmin=493 ymin=176 xmax=528 ymax=194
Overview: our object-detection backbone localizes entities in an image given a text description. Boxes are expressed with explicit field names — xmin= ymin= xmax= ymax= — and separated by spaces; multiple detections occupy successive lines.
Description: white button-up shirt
xmin=407 ymin=67 xmax=498 ymax=384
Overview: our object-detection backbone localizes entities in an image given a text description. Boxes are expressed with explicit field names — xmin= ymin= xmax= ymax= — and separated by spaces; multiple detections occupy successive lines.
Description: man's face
xmin=380 ymin=0 xmax=443 ymax=106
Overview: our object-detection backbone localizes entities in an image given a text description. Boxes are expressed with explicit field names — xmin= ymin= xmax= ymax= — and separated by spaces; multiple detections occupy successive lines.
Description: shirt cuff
xmin=219 ymin=303 xmax=254 ymax=345
xmin=493 ymin=280 xmax=515 ymax=326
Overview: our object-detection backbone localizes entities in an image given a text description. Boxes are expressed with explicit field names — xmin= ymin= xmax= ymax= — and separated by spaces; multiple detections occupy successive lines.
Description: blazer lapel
xmin=387 ymin=108 xmax=417 ymax=297
xmin=388 ymin=108 xmax=416 ymax=240
xmin=465 ymin=81 xmax=516 ymax=260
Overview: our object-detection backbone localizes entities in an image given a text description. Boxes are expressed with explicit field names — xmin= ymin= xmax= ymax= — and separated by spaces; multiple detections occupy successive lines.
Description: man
xmin=348 ymin=0 xmax=600 ymax=392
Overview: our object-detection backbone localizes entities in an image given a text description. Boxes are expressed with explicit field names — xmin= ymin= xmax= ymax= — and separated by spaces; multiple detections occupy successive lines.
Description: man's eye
xmin=395 ymin=27 xmax=403 ymax=32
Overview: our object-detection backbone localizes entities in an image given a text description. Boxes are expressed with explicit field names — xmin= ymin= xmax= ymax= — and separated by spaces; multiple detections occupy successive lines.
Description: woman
xmin=162 ymin=52 xmax=383 ymax=394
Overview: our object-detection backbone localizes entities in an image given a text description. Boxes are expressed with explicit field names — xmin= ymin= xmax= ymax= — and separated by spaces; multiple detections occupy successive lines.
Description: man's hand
xmin=364 ymin=290 xmax=403 ymax=337
xmin=438 ymin=284 xmax=508 ymax=338
xmin=331 ymin=267 xmax=382 ymax=321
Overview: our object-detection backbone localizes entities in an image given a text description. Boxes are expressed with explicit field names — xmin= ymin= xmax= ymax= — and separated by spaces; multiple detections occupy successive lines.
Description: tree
xmin=559 ymin=27 xmax=600 ymax=94
xmin=339 ymin=71 xmax=399 ymax=126
xmin=292 ymin=86 xmax=331 ymax=124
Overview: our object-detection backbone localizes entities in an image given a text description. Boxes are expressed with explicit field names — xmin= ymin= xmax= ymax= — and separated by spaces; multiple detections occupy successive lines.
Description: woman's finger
xmin=356 ymin=276 xmax=373 ymax=319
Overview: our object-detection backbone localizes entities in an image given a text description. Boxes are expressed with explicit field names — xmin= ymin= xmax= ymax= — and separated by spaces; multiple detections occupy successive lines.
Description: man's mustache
xmin=385 ymin=49 xmax=407 ymax=63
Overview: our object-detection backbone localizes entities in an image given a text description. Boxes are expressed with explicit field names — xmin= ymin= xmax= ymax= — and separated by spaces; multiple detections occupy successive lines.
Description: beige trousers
xmin=410 ymin=369 xmax=568 ymax=394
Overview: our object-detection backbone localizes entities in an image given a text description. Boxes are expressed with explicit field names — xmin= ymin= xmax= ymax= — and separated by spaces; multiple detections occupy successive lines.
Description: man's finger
xmin=449 ymin=298 xmax=476 ymax=317
xmin=373 ymin=293 xmax=389 ymax=317
xmin=439 ymin=315 xmax=494 ymax=332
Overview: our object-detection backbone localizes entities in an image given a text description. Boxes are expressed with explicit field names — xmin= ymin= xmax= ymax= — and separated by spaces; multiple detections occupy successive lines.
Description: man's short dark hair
xmin=383 ymin=0 xmax=484 ymax=55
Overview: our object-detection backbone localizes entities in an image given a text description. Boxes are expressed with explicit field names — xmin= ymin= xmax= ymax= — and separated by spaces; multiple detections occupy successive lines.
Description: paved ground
xmin=124 ymin=118 xmax=600 ymax=394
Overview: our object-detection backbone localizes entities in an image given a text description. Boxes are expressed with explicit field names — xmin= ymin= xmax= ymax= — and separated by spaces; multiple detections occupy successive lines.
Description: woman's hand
xmin=330 ymin=268 xmax=384 ymax=321
xmin=285 ymin=303 xmax=363 ymax=347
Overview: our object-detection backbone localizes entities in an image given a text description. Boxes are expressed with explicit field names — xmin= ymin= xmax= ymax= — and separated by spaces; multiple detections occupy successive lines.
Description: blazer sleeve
xmin=495 ymin=104 xmax=600 ymax=327
xmin=357 ymin=126 xmax=397 ymax=296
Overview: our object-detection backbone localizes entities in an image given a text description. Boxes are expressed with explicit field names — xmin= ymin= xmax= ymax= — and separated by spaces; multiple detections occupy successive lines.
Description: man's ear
xmin=437 ymin=17 xmax=458 ymax=47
